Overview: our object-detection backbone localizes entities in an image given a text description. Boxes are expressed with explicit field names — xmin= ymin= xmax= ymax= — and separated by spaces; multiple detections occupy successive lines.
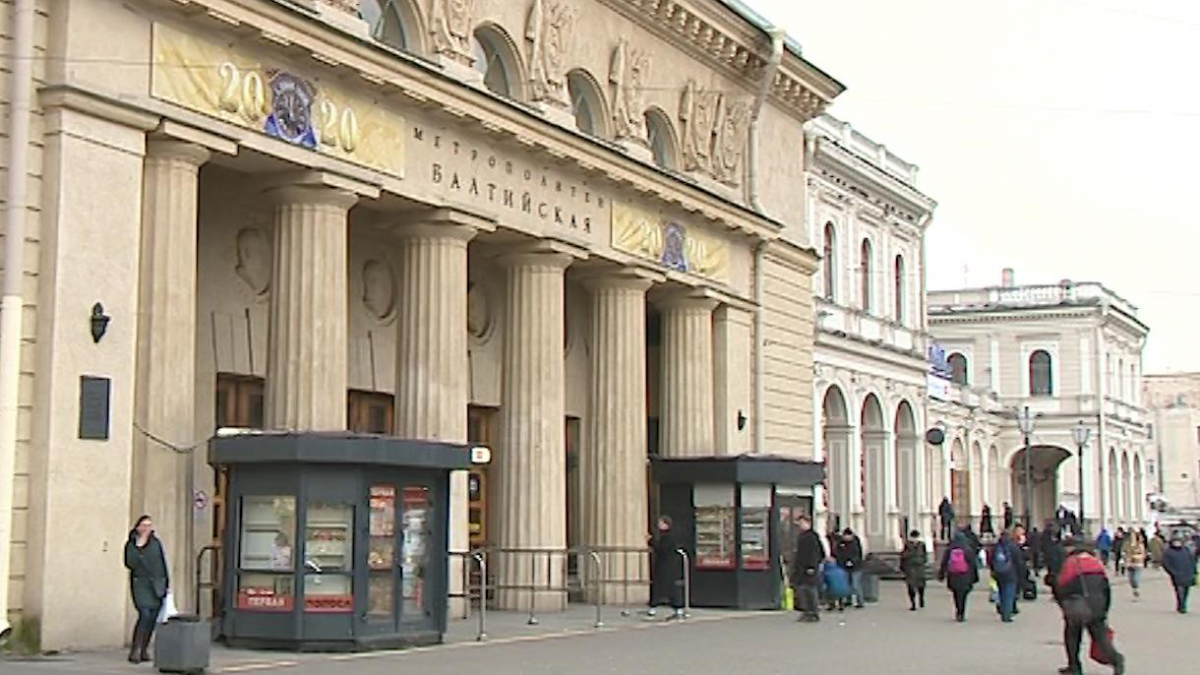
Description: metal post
xmin=676 ymin=548 xmax=691 ymax=619
xmin=474 ymin=551 xmax=487 ymax=641
xmin=1078 ymin=442 xmax=1086 ymax=537
xmin=589 ymin=550 xmax=604 ymax=628
xmin=1023 ymin=432 xmax=1032 ymax=529
xmin=620 ymin=548 xmax=631 ymax=617
xmin=527 ymin=550 xmax=539 ymax=626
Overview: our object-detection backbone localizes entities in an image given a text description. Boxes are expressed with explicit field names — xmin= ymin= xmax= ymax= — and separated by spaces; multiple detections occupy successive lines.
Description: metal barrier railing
xmin=449 ymin=544 xmax=686 ymax=640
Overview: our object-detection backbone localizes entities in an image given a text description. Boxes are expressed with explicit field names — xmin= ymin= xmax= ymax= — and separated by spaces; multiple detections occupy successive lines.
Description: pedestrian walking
xmin=1052 ymin=541 xmax=1124 ymax=675
xmin=939 ymin=497 xmax=955 ymax=541
xmin=1161 ymin=536 xmax=1197 ymax=614
xmin=1096 ymin=528 xmax=1112 ymax=566
xmin=1003 ymin=502 xmax=1014 ymax=531
xmin=900 ymin=530 xmax=928 ymax=611
xmin=989 ymin=530 xmax=1026 ymax=623
xmin=938 ymin=533 xmax=979 ymax=622
xmin=790 ymin=516 xmax=825 ymax=622
xmin=1121 ymin=529 xmax=1146 ymax=599
xmin=1043 ymin=528 xmax=1067 ymax=589
xmin=648 ymin=516 xmax=684 ymax=619
xmin=1148 ymin=530 xmax=1165 ymax=568
xmin=1112 ymin=528 xmax=1125 ymax=573
xmin=835 ymin=528 xmax=866 ymax=609
xmin=1028 ymin=526 xmax=1044 ymax=573
xmin=980 ymin=504 xmax=994 ymax=538
xmin=124 ymin=515 xmax=169 ymax=664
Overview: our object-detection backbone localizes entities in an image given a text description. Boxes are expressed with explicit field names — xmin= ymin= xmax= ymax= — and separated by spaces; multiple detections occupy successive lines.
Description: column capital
xmin=386 ymin=208 xmax=496 ymax=243
xmin=495 ymin=240 xmax=585 ymax=270
xmin=579 ymin=267 xmax=660 ymax=293
xmin=656 ymin=291 xmax=720 ymax=313
xmin=145 ymin=139 xmax=210 ymax=167
xmin=265 ymin=184 xmax=359 ymax=210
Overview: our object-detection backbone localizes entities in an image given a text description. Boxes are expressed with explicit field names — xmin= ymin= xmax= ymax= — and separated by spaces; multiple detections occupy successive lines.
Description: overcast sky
xmin=750 ymin=0 xmax=1200 ymax=373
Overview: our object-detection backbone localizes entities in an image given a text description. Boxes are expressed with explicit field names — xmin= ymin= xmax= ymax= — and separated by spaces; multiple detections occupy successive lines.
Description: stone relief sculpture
xmin=361 ymin=259 xmax=397 ymax=321
xmin=467 ymin=281 xmax=492 ymax=340
xmin=234 ymin=227 xmax=271 ymax=298
xmin=711 ymin=96 xmax=752 ymax=185
xmin=679 ymin=80 xmax=751 ymax=186
xmin=609 ymin=39 xmax=651 ymax=140
xmin=679 ymin=79 xmax=722 ymax=173
xmin=429 ymin=0 xmax=476 ymax=64
xmin=526 ymin=0 xmax=574 ymax=103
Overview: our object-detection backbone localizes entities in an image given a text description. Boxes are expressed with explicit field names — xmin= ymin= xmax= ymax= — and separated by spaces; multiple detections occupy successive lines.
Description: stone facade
xmin=1143 ymin=373 xmax=1200 ymax=509
xmin=928 ymin=276 xmax=1152 ymax=533
xmin=0 ymin=0 xmax=840 ymax=649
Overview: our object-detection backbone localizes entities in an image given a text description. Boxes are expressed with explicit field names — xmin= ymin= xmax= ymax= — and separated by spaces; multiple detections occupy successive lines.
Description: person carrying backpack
xmin=938 ymin=533 xmax=979 ymax=622
xmin=990 ymin=530 xmax=1026 ymax=623
xmin=1162 ymin=535 xmax=1197 ymax=614
xmin=1053 ymin=541 xmax=1124 ymax=675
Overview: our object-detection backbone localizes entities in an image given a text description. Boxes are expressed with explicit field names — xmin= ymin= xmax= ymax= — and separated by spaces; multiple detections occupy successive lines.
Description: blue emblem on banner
xmin=264 ymin=71 xmax=318 ymax=150
xmin=661 ymin=222 xmax=688 ymax=272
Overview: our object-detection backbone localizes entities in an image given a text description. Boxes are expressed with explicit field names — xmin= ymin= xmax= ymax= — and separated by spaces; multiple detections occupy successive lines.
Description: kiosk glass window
xmin=400 ymin=487 xmax=431 ymax=623
xmin=304 ymin=502 xmax=354 ymax=613
xmin=237 ymin=496 xmax=296 ymax=612
xmin=368 ymin=485 xmax=397 ymax=617
xmin=740 ymin=486 xmax=771 ymax=570
xmin=693 ymin=485 xmax=735 ymax=569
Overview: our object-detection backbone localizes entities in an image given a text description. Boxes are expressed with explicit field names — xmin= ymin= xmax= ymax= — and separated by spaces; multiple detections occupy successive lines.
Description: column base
xmin=494 ymin=589 xmax=569 ymax=613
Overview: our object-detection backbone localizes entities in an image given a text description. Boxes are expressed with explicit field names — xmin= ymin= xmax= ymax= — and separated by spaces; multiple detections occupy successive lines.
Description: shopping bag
xmin=781 ymin=585 xmax=795 ymax=611
xmin=1089 ymin=627 xmax=1116 ymax=665
xmin=157 ymin=591 xmax=179 ymax=624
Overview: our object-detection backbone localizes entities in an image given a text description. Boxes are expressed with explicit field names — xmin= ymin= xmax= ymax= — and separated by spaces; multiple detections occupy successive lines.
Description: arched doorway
xmin=861 ymin=394 xmax=888 ymax=549
xmin=970 ymin=441 xmax=985 ymax=519
xmin=894 ymin=402 xmax=918 ymax=541
xmin=822 ymin=386 xmax=852 ymax=532
xmin=927 ymin=436 xmax=946 ymax=536
xmin=1010 ymin=445 xmax=1071 ymax=528
xmin=950 ymin=439 xmax=970 ymax=521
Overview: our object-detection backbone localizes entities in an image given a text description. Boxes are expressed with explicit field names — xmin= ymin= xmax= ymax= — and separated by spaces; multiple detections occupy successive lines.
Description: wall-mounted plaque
xmin=78 ymin=376 xmax=111 ymax=440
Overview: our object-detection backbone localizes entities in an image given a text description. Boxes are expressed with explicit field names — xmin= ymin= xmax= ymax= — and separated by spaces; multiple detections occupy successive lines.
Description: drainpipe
xmin=746 ymin=28 xmax=783 ymax=455
xmin=745 ymin=27 xmax=785 ymax=214
xmin=1095 ymin=303 xmax=1110 ymax=528
xmin=0 ymin=0 xmax=36 ymax=640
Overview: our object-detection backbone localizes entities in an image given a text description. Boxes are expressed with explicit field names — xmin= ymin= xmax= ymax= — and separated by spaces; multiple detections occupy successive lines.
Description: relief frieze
xmin=410 ymin=125 xmax=607 ymax=243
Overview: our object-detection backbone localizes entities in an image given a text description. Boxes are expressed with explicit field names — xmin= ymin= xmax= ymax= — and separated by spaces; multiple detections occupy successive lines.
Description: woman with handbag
xmin=1052 ymin=541 xmax=1124 ymax=675
xmin=124 ymin=515 xmax=170 ymax=664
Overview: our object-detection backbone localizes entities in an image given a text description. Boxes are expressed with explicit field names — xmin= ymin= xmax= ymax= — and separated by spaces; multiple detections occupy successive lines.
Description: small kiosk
xmin=651 ymin=455 xmax=825 ymax=610
xmin=210 ymin=431 xmax=481 ymax=651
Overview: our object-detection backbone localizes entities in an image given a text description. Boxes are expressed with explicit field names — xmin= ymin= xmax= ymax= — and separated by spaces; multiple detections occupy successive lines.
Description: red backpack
xmin=948 ymin=548 xmax=970 ymax=575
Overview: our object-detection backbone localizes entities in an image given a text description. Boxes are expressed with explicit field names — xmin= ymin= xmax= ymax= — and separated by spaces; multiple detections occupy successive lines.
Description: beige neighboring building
xmin=0 ymin=0 xmax=843 ymax=650
xmin=804 ymin=114 xmax=936 ymax=551
xmin=928 ymin=274 xmax=1152 ymax=532
xmin=1144 ymin=373 xmax=1200 ymax=509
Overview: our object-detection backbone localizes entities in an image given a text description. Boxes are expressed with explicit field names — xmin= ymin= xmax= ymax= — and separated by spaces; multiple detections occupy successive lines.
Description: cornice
xmin=141 ymin=0 xmax=790 ymax=241
xmin=811 ymin=137 xmax=936 ymax=218
xmin=598 ymin=0 xmax=843 ymax=122
xmin=808 ymin=176 xmax=924 ymax=241
xmin=928 ymin=306 xmax=1099 ymax=325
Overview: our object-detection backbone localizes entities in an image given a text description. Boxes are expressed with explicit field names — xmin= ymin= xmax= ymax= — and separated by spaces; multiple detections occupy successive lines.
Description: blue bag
xmin=822 ymin=563 xmax=851 ymax=599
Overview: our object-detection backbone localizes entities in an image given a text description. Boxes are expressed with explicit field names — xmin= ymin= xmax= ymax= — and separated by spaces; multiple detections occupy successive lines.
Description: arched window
xmin=566 ymin=70 xmax=606 ymax=138
xmin=894 ymin=254 xmax=906 ymax=322
xmin=859 ymin=239 xmax=873 ymax=312
xmin=948 ymin=353 xmax=969 ymax=386
xmin=1030 ymin=350 xmax=1054 ymax=396
xmin=359 ymin=0 xmax=411 ymax=51
xmin=645 ymin=109 xmax=677 ymax=169
xmin=471 ymin=27 xmax=518 ymax=98
xmin=822 ymin=223 xmax=837 ymax=301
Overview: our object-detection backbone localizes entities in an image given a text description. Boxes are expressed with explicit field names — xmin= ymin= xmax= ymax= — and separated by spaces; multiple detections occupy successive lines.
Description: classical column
xmin=659 ymin=294 xmax=718 ymax=458
xmin=133 ymin=139 xmax=209 ymax=611
xmin=265 ymin=184 xmax=357 ymax=430
xmin=494 ymin=248 xmax=573 ymax=611
xmin=582 ymin=272 xmax=653 ymax=604
xmin=390 ymin=210 xmax=484 ymax=618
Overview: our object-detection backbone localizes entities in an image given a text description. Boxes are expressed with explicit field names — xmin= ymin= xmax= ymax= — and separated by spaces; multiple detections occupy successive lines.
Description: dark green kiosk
xmin=652 ymin=455 xmax=825 ymax=610
xmin=211 ymin=431 xmax=482 ymax=651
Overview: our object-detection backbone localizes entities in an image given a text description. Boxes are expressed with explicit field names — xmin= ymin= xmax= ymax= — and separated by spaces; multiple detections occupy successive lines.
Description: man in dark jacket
xmin=990 ymin=530 xmax=1026 ymax=622
xmin=1043 ymin=528 xmax=1067 ymax=587
xmin=938 ymin=498 xmax=955 ymax=541
xmin=790 ymin=516 xmax=826 ymax=622
xmin=1162 ymin=536 xmax=1197 ymax=614
xmin=1003 ymin=502 xmax=1015 ymax=531
xmin=835 ymin=528 xmax=865 ymax=609
xmin=648 ymin=516 xmax=684 ymax=619
xmin=1053 ymin=542 xmax=1124 ymax=675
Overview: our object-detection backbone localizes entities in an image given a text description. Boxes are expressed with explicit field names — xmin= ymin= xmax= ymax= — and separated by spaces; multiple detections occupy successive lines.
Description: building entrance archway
xmin=822 ymin=386 xmax=852 ymax=533
xmin=894 ymin=401 xmax=918 ymax=542
xmin=1010 ymin=445 xmax=1071 ymax=528
xmin=861 ymin=394 xmax=888 ymax=550
xmin=950 ymin=439 xmax=970 ymax=520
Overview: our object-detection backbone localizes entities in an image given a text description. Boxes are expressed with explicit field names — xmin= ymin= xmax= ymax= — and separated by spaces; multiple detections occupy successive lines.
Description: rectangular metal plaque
xmin=79 ymin=376 xmax=111 ymax=440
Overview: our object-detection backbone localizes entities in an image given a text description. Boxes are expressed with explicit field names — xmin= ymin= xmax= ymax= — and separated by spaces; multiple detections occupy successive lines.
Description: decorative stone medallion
xmin=234 ymin=227 xmax=271 ymax=298
xmin=361 ymin=259 xmax=397 ymax=322
xmin=467 ymin=280 xmax=493 ymax=342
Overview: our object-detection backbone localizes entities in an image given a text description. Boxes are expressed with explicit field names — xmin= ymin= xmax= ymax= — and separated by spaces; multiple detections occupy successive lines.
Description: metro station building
xmin=0 ymin=0 xmax=842 ymax=649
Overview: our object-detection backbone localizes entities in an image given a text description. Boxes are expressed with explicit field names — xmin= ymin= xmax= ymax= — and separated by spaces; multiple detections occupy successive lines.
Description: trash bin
xmin=862 ymin=573 xmax=880 ymax=603
xmin=154 ymin=615 xmax=210 ymax=674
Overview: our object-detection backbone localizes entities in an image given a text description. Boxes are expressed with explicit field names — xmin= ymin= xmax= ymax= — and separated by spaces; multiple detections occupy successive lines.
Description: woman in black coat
xmin=124 ymin=515 xmax=169 ymax=663
xmin=1162 ymin=536 xmax=1198 ymax=614
xmin=648 ymin=516 xmax=684 ymax=619
xmin=938 ymin=533 xmax=979 ymax=622
xmin=899 ymin=530 xmax=928 ymax=611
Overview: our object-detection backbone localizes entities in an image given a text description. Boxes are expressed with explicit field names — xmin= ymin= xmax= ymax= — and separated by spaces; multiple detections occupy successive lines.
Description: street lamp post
xmin=1017 ymin=406 xmax=1036 ymax=529
xmin=1072 ymin=420 xmax=1091 ymax=537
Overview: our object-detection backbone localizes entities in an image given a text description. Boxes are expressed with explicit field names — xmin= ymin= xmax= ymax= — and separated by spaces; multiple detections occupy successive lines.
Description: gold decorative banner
xmin=612 ymin=203 xmax=729 ymax=283
xmin=151 ymin=22 xmax=404 ymax=178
